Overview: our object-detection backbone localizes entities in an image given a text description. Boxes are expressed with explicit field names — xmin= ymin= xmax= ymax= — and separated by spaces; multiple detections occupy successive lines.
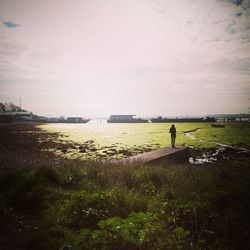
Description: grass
xmin=39 ymin=122 xmax=250 ymax=160
xmin=193 ymin=122 xmax=250 ymax=147
xmin=1 ymin=122 xmax=249 ymax=249
xmin=1 ymin=159 xmax=250 ymax=250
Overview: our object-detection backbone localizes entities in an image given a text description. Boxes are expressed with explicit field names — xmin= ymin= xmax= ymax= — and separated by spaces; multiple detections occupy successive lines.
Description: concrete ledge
xmin=114 ymin=147 xmax=189 ymax=165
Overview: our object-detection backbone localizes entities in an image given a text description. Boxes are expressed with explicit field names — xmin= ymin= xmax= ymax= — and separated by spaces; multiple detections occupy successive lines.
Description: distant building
xmin=151 ymin=116 xmax=216 ymax=123
xmin=0 ymin=111 xmax=33 ymax=122
xmin=203 ymin=117 xmax=216 ymax=122
xmin=14 ymin=111 xmax=32 ymax=119
xmin=66 ymin=117 xmax=90 ymax=123
xmin=67 ymin=117 xmax=84 ymax=123
xmin=107 ymin=115 xmax=148 ymax=123
xmin=109 ymin=115 xmax=135 ymax=121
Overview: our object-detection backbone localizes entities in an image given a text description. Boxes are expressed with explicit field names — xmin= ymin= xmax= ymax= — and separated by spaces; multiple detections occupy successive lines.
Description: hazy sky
xmin=0 ymin=0 xmax=250 ymax=117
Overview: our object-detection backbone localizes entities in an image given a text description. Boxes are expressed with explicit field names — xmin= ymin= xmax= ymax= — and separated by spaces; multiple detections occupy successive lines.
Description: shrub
xmin=73 ymin=212 xmax=160 ymax=250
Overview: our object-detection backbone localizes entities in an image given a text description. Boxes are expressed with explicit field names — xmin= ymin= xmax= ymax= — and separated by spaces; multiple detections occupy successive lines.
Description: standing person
xmin=169 ymin=124 xmax=176 ymax=148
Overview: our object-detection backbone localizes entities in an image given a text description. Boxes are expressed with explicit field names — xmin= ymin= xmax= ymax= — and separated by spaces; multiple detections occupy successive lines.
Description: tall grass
xmin=1 ymin=160 xmax=250 ymax=249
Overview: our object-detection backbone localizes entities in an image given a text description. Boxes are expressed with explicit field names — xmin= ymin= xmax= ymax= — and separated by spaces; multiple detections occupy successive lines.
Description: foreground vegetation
xmin=1 ymin=158 xmax=250 ymax=250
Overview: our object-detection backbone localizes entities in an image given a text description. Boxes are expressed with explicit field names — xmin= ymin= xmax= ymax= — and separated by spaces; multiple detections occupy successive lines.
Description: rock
xmin=118 ymin=149 xmax=133 ymax=156
xmin=89 ymin=147 xmax=97 ymax=152
xmin=106 ymin=151 xmax=116 ymax=155
xmin=85 ymin=140 xmax=94 ymax=144
xmin=96 ymin=153 xmax=105 ymax=157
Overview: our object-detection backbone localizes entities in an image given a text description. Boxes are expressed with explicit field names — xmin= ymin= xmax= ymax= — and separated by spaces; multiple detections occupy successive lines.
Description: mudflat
xmin=0 ymin=123 xmax=63 ymax=169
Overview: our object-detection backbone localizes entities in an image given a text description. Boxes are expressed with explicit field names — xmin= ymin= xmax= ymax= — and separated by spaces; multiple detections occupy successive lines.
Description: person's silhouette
xmin=169 ymin=124 xmax=176 ymax=148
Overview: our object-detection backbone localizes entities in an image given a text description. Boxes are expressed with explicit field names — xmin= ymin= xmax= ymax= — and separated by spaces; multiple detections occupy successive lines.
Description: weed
xmin=1 ymin=161 xmax=250 ymax=249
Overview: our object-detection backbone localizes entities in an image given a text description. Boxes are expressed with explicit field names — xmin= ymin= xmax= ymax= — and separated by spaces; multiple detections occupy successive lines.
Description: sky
xmin=0 ymin=0 xmax=250 ymax=118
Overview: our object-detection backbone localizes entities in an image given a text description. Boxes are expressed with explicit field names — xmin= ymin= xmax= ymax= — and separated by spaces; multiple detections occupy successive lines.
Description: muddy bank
xmin=0 ymin=123 xmax=159 ymax=168
xmin=0 ymin=123 xmax=64 ymax=168
xmin=55 ymin=139 xmax=159 ymax=161
xmin=184 ymin=128 xmax=250 ymax=165
xmin=1 ymin=123 xmax=248 ymax=168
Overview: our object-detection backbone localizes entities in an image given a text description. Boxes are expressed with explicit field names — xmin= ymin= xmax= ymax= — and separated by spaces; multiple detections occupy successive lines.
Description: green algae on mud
xmin=38 ymin=122 xmax=250 ymax=161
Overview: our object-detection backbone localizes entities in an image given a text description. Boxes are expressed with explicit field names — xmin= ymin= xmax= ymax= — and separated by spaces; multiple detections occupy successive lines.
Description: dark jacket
xmin=169 ymin=126 xmax=176 ymax=136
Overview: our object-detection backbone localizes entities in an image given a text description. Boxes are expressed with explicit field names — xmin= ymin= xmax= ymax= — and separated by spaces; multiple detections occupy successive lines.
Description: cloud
xmin=0 ymin=40 xmax=27 ymax=55
xmin=232 ymin=0 xmax=243 ymax=5
xmin=0 ymin=0 xmax=249 ymax=116
xmin=1 ymin=20 xmax=19 ymax=28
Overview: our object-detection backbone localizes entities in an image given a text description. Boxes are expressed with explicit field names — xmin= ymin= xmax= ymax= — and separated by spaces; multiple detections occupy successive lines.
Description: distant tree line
xmin=0 ymin=102 xmax=26 ymax=112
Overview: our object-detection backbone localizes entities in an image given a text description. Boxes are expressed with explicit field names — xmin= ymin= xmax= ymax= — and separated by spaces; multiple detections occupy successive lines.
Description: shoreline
xmin=0 ymin=123 xmax=64 ymax=169
xmin=1 ymin=123 xmax=249 ymax=169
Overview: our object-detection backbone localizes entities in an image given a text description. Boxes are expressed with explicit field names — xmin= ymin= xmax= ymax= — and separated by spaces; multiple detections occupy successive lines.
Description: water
xmin=185 ymin=128 xmax=249 ymax=164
